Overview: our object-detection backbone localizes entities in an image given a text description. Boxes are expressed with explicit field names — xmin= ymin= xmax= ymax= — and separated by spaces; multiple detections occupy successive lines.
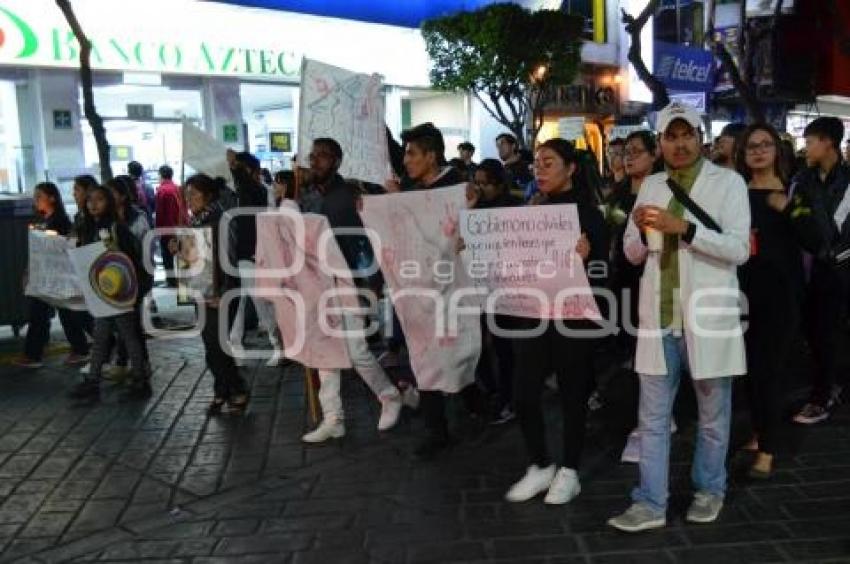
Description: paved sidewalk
xmin=0 ymin=322 xmax=849 ymax=563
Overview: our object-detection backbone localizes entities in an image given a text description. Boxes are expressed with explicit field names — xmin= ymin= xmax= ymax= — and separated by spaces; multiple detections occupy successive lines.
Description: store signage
xmin=110 ymin=145 xmax=133 ymax=161
xmin=0 ymin=0 xmax=430 ymax=85
xmin=127 ymin=104 xmax=154 ymax=120
xmin=669 ymin=91 xmax=706 ymax=113
xmin=269 ymin=131 xmax=291 ymax=153
xmin=52 ymin=109 xmax=72 ymax=130
xmin=558 ymin=117 xmax=585 ymax=141
xmin=654 ymin=42 xmax=715 ymax=93
xmin=0 ymin=3 xmax=299 ymax=79
xmin=222 ymin=124 xmax=239 ymax=143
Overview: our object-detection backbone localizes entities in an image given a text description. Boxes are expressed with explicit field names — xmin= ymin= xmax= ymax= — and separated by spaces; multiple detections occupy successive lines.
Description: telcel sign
xmin=653 ymin=42 xmax=715 ymax=93
xmin=0 ymin=3 xmax=299 ymax=79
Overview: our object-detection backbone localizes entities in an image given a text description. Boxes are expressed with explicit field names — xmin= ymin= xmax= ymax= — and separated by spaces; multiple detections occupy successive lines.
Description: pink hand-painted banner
xmin=255 ymin=203 xmax=360 ymax=369
xmin=459 ymin=204 xmax=601 ymax=320
xmin=359 ymin=185 xmax=480 ymax=393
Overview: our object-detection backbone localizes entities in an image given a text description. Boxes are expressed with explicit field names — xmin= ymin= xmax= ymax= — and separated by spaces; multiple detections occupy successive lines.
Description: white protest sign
xmin=25 ymin=230 xmax=84 ymax=307
xmin=558 ymin=117 xmax=586 ymax=140
xmin=460 ymin=205 xmax=600 ymax=320
xmin=182 ymin=119 xmax=232 ymax=182
xmin=298 ymin=58 xmax=390 ymax=185
xmin=359 ymin=185 xmax=480 ymax=393
xmin=68 ymin=242 xmax=131 ymax=318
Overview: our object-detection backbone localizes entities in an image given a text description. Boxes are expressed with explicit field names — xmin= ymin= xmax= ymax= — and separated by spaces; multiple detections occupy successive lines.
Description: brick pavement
xmin=0 ymin=326 xmax=849 ymax=563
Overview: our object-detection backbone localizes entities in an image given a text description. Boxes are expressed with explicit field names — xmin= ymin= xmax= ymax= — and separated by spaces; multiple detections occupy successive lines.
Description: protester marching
xmin=11 ymin=54 xmax=850 ymax=538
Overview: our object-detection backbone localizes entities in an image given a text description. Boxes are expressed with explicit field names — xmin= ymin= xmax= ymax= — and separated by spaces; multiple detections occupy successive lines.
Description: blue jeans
xmin=631 ymin=335 xmax=733 ymax=515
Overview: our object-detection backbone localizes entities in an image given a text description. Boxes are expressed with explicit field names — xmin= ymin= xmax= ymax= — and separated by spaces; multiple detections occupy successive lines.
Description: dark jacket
xmin=474 ymin=190 xmax=522 ymax=210
xmin=787 ymin=161 xmax=850 ymax=265
xmin=191 ymin=201 xmax=238 ymax=298
xmin=232 ymin=170 xmax=269 ymax=261
xmin=740 ymin=189 xmax=805 ymax=317
xmin=408 ymin=167 xmax=467 ymax=191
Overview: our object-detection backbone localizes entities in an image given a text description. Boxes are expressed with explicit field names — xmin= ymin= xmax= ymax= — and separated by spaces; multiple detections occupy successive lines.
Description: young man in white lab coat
xmin=608 ymin=102 xmax=751 ymax=532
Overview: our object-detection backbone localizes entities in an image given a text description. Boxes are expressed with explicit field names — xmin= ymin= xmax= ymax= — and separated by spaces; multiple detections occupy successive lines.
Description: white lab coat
xmin=623 ymin=160 xmax=750 ymax=380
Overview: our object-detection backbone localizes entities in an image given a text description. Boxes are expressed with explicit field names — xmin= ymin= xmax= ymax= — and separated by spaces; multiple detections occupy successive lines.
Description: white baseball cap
xmin=656 ymin=101 xmax=702 ymax=133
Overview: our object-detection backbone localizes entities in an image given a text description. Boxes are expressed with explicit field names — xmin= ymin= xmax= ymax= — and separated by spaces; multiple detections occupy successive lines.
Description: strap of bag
xmin=666 ymin=178 xmax=723 ymax=234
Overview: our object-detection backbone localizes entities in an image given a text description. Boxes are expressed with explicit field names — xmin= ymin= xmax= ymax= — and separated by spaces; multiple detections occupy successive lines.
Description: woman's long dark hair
xmin=79 ymin=184 xmax=118 ymax=243
xmin=33 ymin=182 xmax=70 ymax=224
xmin=538 ymin=138 xmax=599 ymax=207
xmin=735 ymin=123 xmax=788 ymax=186
xmin=105 ymin=177 xmax=139 ymax=224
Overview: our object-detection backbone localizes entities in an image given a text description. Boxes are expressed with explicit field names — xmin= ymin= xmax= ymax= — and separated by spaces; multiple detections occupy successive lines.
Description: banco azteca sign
xmin=0 ymin=2 xmax=300 ymax=79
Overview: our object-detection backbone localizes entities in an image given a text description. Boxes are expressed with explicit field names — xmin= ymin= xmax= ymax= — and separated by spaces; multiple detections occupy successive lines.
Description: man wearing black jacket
xmin=776 ymin=117 xmax=850 ymax=424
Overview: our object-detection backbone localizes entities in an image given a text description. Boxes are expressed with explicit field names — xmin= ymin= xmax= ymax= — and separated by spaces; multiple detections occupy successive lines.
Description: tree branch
xmin=621 ymin=1 xmax=669 ymax=110
xmin=715 ymin=42 xmax=765 ymax=122
xmin=56 ymin=0 xmax=112 ymax=182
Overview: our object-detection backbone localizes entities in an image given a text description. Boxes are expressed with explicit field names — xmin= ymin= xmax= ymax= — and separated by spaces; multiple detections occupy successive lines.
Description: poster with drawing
xmin=359 ymin=185 xmax=481 ymax=393
xmin=25 ymin=230 xmax=84 ymax=308
xmin=459 ymin=205 xmax=600 ymax=320
xmin=172 ymin=227 xmax=215 ymax=305
xmin=298 ymin=58 xmax=390 ymax=185
xmin=68 ymin=242 xmax=136 ymax=318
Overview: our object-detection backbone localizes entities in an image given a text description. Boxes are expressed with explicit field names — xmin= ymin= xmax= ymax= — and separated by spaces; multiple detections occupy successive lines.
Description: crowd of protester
xmin=12 ymin=101 xmax=850 ymax=532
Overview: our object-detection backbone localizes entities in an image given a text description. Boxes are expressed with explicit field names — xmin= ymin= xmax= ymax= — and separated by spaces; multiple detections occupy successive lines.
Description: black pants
xmin=512 ymin=323 xmax=596 ymax=469
xmin=476 ymin=314 xmax=515 ymax=411
xmin=115 ymin=304 xmax=149 ymax=366
xmin=200 ymin=304 xmax=246 ymax=400
xmin=803 ymin=265 xmax=848 ymax=405
xmin=745 ymin=288 xmax=797 ymax=455
xmin=420 ymin=385 xmax=482 ymax=439
xmin=160 ymin=236 xmax=177 ymax=288
xmin=24 ymin=298 xmax=92 ymax=361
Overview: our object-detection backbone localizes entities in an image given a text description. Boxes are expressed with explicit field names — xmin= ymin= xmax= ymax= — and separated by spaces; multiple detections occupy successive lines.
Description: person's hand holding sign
xmin=575 ymin=233 xmax=590 ymax=261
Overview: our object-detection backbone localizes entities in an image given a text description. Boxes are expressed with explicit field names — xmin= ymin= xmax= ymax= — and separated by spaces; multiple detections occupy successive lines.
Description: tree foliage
xmin=422 ymin=4 xmax=583 ymax=148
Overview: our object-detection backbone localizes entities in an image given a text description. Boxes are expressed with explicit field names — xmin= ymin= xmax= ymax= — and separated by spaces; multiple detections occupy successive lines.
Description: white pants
xmin=317 ymin=314 xmax=398 ymax=422
xmin=230 ymin=259 xmax=278 ymax=349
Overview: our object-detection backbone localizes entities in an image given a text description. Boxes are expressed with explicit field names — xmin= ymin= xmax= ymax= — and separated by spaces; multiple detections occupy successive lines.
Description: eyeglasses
xmin=746 ymin=141 xmax=775 ymax=153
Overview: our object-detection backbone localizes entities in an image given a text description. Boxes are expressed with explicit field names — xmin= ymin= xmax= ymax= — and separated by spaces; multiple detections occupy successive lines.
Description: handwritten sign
xmin=460 ymin=205 xmax=600 ymax=320
xmin=25 ymin=230 xmax=83 ymax=307
xmin=359 ymin=185 xmax=480 ymax=393
xmin=298 ymin=58 xmax=390 ymax=185
xmin=68 ymin=242 xmax=130 ymax=318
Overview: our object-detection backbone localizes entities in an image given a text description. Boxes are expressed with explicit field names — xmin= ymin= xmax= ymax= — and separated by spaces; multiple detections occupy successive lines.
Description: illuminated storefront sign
xmin=0 ymin=0 xmax=430 ymax=85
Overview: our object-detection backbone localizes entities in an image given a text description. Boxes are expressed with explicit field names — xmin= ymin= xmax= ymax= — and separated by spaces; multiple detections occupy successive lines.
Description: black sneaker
xmin=412 ymin=433 xmax=451 ymax=461
xmin=68 ymin=380 xmax=100 ymax=401
xmin=119 ymin=381 xmax=153 ymax=402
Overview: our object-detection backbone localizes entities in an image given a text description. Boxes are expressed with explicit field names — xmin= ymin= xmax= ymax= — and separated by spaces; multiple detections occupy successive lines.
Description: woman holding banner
xmin=14 ymin=182 xmax=92 ymax=369
xmin=504 ymin=138 xmax=608 ymax=506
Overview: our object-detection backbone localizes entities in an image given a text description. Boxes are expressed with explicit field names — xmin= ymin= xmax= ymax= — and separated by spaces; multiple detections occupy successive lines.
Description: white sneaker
xmin=302 ymin=420 xmax=345 ymax=443
xmin=505 ymin=465 xmax=555 ymax=502
xmin=377 ymin=392 xmax=403 ymax=431
xmin=80 ymin=363 xmax=91 ymax=375
xmin=401 ymin=385 xmax=420 ymax=409
xmin=80 ymin=362 xmax=113 ymax=376
xmin=544 ymin=467 xmax=581 ymax=505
